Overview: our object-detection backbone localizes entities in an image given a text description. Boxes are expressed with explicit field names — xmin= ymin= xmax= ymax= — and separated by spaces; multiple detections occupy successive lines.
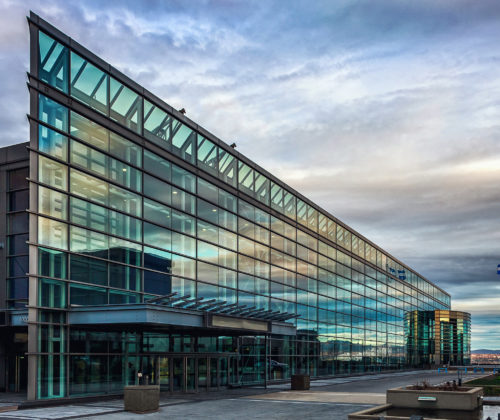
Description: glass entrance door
xmin=209 ymin=358 xmax=218 ymax=389
xmin=198 ymin=357 xmax=208 ymax=390
xmin=172 ymin=358 xmax=184 ymax=391
xmin=158 ymin=357 xmax=169 ymax=391
xmin=159 ymin=355 xmax=234 ymax=392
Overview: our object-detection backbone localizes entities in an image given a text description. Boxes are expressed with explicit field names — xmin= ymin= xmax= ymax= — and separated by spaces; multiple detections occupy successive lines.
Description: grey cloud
xmin=0 ymin=0 xmax=499 ymax=347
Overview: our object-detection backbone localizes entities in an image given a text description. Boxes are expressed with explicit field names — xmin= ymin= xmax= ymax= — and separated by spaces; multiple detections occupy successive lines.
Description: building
xmin=0 ymin=12 xmax=462 ymax=400
xmin=405 ymin=310 xmax=471 ymax=367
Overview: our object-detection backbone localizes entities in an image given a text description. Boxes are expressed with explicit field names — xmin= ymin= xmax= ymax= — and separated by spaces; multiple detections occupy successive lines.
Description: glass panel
xmin=171 ymin=123 xmax=196 ymax=164
xmin=8 ymin=256 xmax=28 ymax=277
xmin=109 ymin=210 xmax=142 ymax=242
xmin=270 ymin=183 xmax=284 ymax=213
xmin=172 ymin=165 xmax=196 ymax=193
xmin=144 ymin=222 xmax=171 ymax=252
xmin=110 ymin=77 xmax=142 ymax=133
xmin=144 ymin=174 xmax=171 ymax=205
xmin=9 ymin=190 xmax=29 ymax=212
xmin=39 ymin=125 xmax=67 ymax=160
xmin=144 ymin=198 xmax=171 ymax=228
xmin=238 ymin=162 xmax=254 ymax=196
xmin=144 ymin=246 xmax=172 ymax=274
xmin=197 ymin=136 xmax=218 ymax=176
xmin=109 ymin=236 xmax=141 ymax=266
xmin=70 ymin=52 xmax=108 ymax=114
xmin=70 ymin=254 xmax=107 ymax=286
xmin=219 ymin=149 xmax=237 ymax=187
xmin=254 ymin=172 xmax=270 ymax=205
xmin=144 ymin=270 xmax=171 ymax=295
xmin=8 ymin=233 xmax=29 ymax=256
xmin=70 ymin=284 xmax=107 ymax=306
xmin=143 ymin=100 xmax=172 ymax=148
xmin=144 ymin=150 xmax=171 ymax=181
xmin=284 ymin=191 xmax=296 ymax=220
xmin=70 ymin=140 xmax=106 ymax=176
xmin=8 ymin=167 xmax=29 ymax=190
xmin=110 ymin=132 xmax=142 ymax=167
xmin=172 ymin=210 xmax=195 ymax=235
xmin=39 ymin=94 xmax=68 ymax=132
xmin=70 ymin=168 xmax=107 ymax=205
xmin=39 ymin=278 xmax=66 ymax=308
xmin=70 ymin=111 xmax=109 ymax=151
xmin=109 ymin=264 xmax=141 ymax=291
xmin=109 ymin=184 xmax=142 ymax=217
xmin=39 ymin=248 xmax=67 ymax=279
xmin=38 ymin=217 xmax=67 ymax=249
xmin=39 ymin=186 xmax=67 ymax=219
xmin=70 ymin=226 xmax=108 ymax=259
xmin=39 ymin=31 xmax=68 ymax=92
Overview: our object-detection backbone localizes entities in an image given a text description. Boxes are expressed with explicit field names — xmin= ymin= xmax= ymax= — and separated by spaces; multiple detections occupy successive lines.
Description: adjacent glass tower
xmin=405 ymin=310 xmax=471 ymax=367
xmin=3 ymin=12 xmax=461 ymax=400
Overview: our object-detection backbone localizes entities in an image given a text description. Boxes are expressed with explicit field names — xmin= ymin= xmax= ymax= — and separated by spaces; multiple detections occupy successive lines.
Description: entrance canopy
xmin=69 ymin=299 xmax=297 ymax=336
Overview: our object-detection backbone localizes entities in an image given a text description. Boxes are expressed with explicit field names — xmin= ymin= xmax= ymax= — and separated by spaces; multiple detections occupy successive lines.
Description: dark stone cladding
xmin=27 ymin=11 xmax=450 ymax=302
xmin=0 ymin=143 xmax=29 ymax=309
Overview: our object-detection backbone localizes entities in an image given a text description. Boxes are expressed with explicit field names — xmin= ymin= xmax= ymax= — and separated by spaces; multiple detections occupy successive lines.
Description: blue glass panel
xmin=39 ymin=31 xmax=68 ymax=92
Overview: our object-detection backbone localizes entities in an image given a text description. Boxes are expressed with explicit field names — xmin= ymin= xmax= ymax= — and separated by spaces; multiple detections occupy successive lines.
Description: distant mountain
xmin=472 ymin=349 xmax=500 ymax=354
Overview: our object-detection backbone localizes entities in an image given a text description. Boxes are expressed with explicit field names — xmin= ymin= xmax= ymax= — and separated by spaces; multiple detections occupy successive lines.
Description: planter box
xmin=387 ymin=386 xmax=483 ymax=411
xmin=124 ymin=385 xmax=160 ymax=413
xmin=291 ymin=374 xmax=310 ymax=390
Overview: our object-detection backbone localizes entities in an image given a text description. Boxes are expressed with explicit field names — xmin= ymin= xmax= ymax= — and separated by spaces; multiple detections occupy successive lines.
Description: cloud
xmin=0 ymin=0 xmax=499 ymax=348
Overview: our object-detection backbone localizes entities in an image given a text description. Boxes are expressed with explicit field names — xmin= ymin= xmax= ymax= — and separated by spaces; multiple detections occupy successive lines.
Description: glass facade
xmin=14 ymin=13 xmax=460 ymax=400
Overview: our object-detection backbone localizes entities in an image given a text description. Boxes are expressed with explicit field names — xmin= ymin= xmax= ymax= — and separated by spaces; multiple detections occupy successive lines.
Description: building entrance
xmin=152 ymin=355 xmax=236 ymax=392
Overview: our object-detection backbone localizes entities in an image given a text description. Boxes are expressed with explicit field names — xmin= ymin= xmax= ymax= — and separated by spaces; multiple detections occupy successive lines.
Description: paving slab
xmin=243 ymin=391 xmax=386 ymax=405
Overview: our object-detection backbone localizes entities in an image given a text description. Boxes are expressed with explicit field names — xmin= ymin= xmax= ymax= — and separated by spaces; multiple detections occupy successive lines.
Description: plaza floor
xmin=0 ymin=370 xmax=494 ymax=420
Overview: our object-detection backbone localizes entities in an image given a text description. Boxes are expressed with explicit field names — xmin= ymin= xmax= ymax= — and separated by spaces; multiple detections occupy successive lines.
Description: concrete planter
xmin=387 ymin=386 xmax=483 ymax=411
xmin=291 ymin=374 xmax=310 ymax=390
xmin=124 ymin=385 xmax=160 ymax=413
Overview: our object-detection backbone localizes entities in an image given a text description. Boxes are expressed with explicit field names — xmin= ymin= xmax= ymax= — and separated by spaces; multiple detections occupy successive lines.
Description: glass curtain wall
xmin=30 ymin=21 xmax=452 ymax=399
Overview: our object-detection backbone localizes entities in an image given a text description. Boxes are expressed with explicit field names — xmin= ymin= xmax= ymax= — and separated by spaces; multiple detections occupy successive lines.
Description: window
xmin=39 ymin=186 xmax=67 ymax=219
xmin=110 ymin=77 xmax=142 ymax=133
xmin=197 ymin=136 xmax=218 ymax=176
xmin=171 ymin=210 xmax=195 ymax=235
xmin=238 ymin=162 xmax=254 ymax=196
xmin=38 ymin=217 xmax=67 ymax=249
xmin=8 ymin=234 xmax=29 ymax=256
xmin=70 ymin=284 xmax=107 ymax=306
xmin=39 ymin=248 xmax=67 ymax=279
xmin=39 ymin=125 xmax=67 ymax=160
xmin=70 ymin=197 xmax=106 ymax=232
xmin=144 ymin=174 xmax=171 ymax=205
xmin=70 ymin=52 xmax=108 ymax=114
xmin=39 ymin=156 xmax=67 ymax=190
xmin=218 ymin=149 xmax=237 ymax=187
xmin=144 ymin=199 xmax=171 ymax=228
xmin=39 ymin=278 xmax=66 ymax=308
xmin=109 ymin=264 xmax=141 ymax=291
xmin=39 ymin=31 xmax=68 ymax=92
xmin=70 ymin=254 xmax=107 ymax=286
xmin=144 ymin=222 xmax=171 ymax=252
xmin=70 ymin=226 xmax=108 ymax=259
xmin=144 ymin=270 xmax=171 ymax=295
xmin=9 ymin=190 xmax=29 ymax=212
xmin=39 ymin=94 xmax=68 ymax=132
xmin=144 ymin=150 xmax=171 ymax=180
xmin=144 ymin=246 xmax=172 ymax=273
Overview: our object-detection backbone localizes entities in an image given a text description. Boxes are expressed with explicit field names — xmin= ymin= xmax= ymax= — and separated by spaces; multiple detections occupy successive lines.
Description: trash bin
xmin=124 ymin=385 xmax=160 ymax=413
xmin=291 ymin=374 xmax=310 ymax=390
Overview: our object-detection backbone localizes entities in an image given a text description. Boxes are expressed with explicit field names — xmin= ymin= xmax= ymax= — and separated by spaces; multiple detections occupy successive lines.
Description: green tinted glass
xmin=39 ymin=31 xmax=68 ymax=92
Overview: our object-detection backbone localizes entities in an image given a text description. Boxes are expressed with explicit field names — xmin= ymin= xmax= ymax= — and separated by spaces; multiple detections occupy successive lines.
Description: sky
xmin=0 ymin=0 xmax=499 ymax=349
